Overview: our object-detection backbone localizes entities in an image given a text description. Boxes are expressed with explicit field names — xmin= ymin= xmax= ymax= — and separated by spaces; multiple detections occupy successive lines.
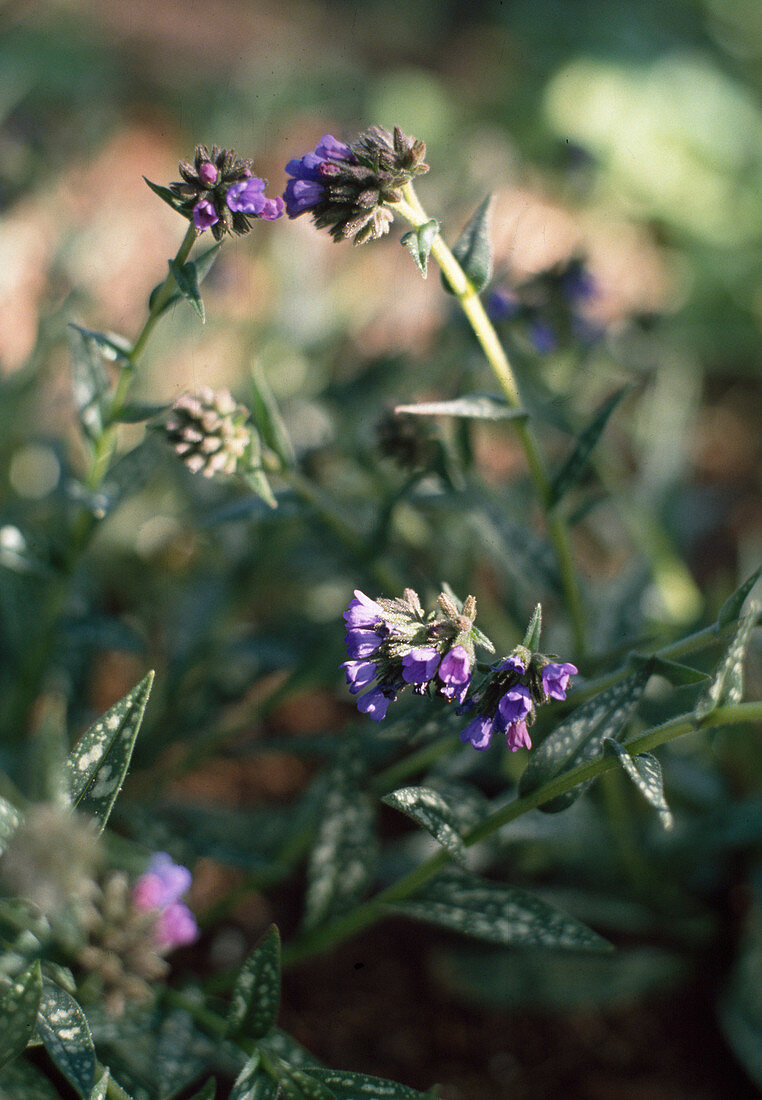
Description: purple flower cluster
xmin=460 ymin=655 xmax=578 ymax=753
xmin=194 ymin=173 xmax=284 ymax=231
xmin=132 ymin=853 xmax=198 ymax=950
xmin=284 ymin=134 xmax=356 ymax=218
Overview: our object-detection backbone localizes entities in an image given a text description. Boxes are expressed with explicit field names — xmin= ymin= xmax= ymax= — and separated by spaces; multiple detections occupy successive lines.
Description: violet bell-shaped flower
xmin=542 ymin=661 xmax=579 ymax=701
xmin=132 ymin=853 xmax=198 ymax=950
xmin=437 ymin=645 xmax=471 ymax=704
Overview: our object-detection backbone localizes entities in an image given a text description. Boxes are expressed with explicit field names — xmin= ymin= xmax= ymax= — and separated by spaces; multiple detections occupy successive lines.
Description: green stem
xmin=393 ymin=185 xmax=587 ymax=655
xmin=280 ymin=699 xmax=762 ymax=967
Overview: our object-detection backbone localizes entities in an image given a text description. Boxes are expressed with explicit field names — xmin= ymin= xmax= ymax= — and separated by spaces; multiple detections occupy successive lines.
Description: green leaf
xmin=68 ymin=324 xmax=131 ymax=362
xmin=603 ymin=740 xmax=674 ymax=830
xmin=519 ymin=666 xmax=651 ymax=813
xmin=394 ymin=395 xmax=526 ymax=421
xmin=242 ymin=464 xmax=277 ymax=510
xmin=391 ymin=869 xmax=610 ymax=952
xmin=302 ymin=758 xmax=378 ymax=929
xmin=230 ymin=1053 xmax=264 ymax=1100
xmin=226 ymin=925 xmax=281 ymax=1041
xmin=0 ymin=795 xmax=22 ymax=856
xmin=549 ymin=388 xmax=628 ymax=508
xmin=144 ymin=176 xmax=186 ymax=213
xmin=89 ymin=1071 xmax=110 ymax=1100
xmin=400 ymin=219 xmax=438 ymax=277
xmin=147 ymin=283 xmax=182 ymax=317
xmin=192 ymin=241 xmax=223 ymax=285
xmin=249 ymin=363 xmax=295 ymax=468
xmin=308 ymin=1067 xmax=438 ymax=1098
xmin=112 ymin=401 xmax=169 ymax=424
xmin=257 ymin=1028 xmax=322 ymax=1071
xmin=155 ymin=1009 xmax=207 ymax=1098
xmin=382 ymin=786 xmax=468 ymax=868
xmin=168 ymin=259 xmax=205 ymax=322
xmin=283 ymin=1069 xmax=337 ymax=1100
xmin=66 ymin=671 xmax=154 ymax=830
xmin=0 ymin=961 xmax=42 ymax=1069
xmin=444 ymin=194 xmax=493 ymax=293
xmin=695 ymin=610 xmax=756 ymax=720
xmin=522 ymin=603 xmax=542 ymax=651
xmin=718 ymin=566 xmax=762 ymax=628
xmin=36 ymin=978 xmax=96 ymax=1097
xmin=0 ymin=1058 xmax=61 ymax=1099
xmin=69 ymin=326 xmax=112 ymax=440
xmin=185 ymin=1081 xmax=216 ymax=1100
xmin=29 ymin=691 xmax=71 ymax=809
xmin=648 ymin=657 xmax=708 ymax=686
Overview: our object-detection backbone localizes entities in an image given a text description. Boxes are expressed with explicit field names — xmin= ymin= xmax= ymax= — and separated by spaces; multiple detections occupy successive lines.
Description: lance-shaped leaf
xmin=400 ymin=219 xmax=439 ymax=277
xmin=604 ymin=739 xmax=674 ymax=830
xmin=66 ymin=672 xmax=154 ymax=830
xmin=144 ymin=176 xmax=187 ymax=213
xmin=156 ymin=1009 xmax=207 ymax=1098
xmin=169 ymin=259 xmax=205 ymax=322
xmin=69 ymin=327 xmax=112 ymax=441
xmin=718 ymin=566 xmax=762 ymax=628
xmin=68 ymin=325 xmax=131 ymax=362
xmin=395 ymin=395 xmax=526 ymax=421
xmin=391 ymin=869 xmax=610 ymax=952
xmin=0 ymin=961 xmax=42 ymax=1069
xmin=522 ymin=603 xmax=542 ymax=651
xmin=277 ymin=1068 xmax=337 ymax=1100
xmin=519 ymin=665 xmax=651 ymax=813
xmin=250 ymin=363 xmax=294 ymax=468
xmin=549 ymin=388 xmax=628 ymax=508
xmin=0 ymin=1058 xmax=61 ymax=1099
xmin=302 ymin=758 xmax=378 ymax=929
xmin=37 ymin=979 xmax=96 ymax=1098
xmin=0 ymin=795 xmax=22 ymax=856
xmin=230 ymin=1053 xmax=267 ymax=1100
xmin=257 ymin=1028 xmax=322 ymax=1071
xmin=113 ymin=401 xmax=170 ymax=424
xmin=383 ymin=786 xmax=468 ymax=867
xmin=695 ymin=610 xmax=756 ymax=720
xmin=226 ymin=924 xmax=281 ymax=1041
xmin=647 ymin=656 xmax=708 ymax=686
xmin=89 ymin=1072 xmax=110 ymax=1100
xmin=443 ymin=194 xmax=493 ymax=294
xmin=308 ymin=1068 xmax=434 ymax=1099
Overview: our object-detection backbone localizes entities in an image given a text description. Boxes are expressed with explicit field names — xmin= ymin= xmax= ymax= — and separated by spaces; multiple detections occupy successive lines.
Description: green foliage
xmin=696 ymin=610 xmax=756 ymax=720
xmin=307 ymin=1068 xmax=435 ymax=1098
xmin=548 ymin=388 xmax=628 ymax=508
xmin=0 ymin=961 xmax=42 ymax=1069
xmin=168 ymin=258 xmax=206 ymax=323
xmin=400 ymin=219 xmax=439 ymax=277
xmin=382 ymin=786 xmax=469 ymax=867
xmin=603 ymin=739 xmax=674 ymax=830
xmin=226 ymin=925 xmax=281 ymax=1042
xmin=443 ymin=194 xmax=493 ymax=293
xmin=36 ymin=979 xmax=96 ymax=1098
xmin=394 ymin=395 xmax=527 ymax=420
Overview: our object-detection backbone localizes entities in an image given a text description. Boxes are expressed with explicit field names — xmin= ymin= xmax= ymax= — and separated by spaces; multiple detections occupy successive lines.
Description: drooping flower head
xmin=161 ymin=144 xmax=283 ymax=240
xmin=284 ymin=125 xmax=429 ymax=245
xmin=342 ymin=588 xmax=491 ymax=721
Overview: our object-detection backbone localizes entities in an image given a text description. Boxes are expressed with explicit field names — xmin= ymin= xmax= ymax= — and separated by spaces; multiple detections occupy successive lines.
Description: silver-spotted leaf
xmin=257 ymin=1028 xmax=321 ymax=1071
xmin=695 ymin=610 xmax=756 ymax=720
xmin=391 ymin=869 xmax=610 ymax=952
xmin=156 ymin=1009 xmax=207 ymax=1098
xmin=519 ymin=666 xmax=651 ymax=813
xmin=395 ymin=395 xmax=526 ymax=421
xmin=230 ymin=1053 xmax=263 ymax=1100
xmin=603 ymin=740 xmax=673 ymax=830
xmin=66 ymin=672 xmax=154 ymax=830
xmin=89 ymin=1071 xmax=110 ymax=1100
xmin=0 ymin=961 xmax=42 ymax=1068
xmin=444 ymin=194 xmax=493 ymax=293
xmin=226 ymin=924 xmax=280 ymax=1040
xmin=718 ymin=566 xmax=762 ymax=628
xmin=308 ymin=1067 xmax=436 ymax=1098
xmin=36 ymin=978 xmax=95 ymax=1097
xmin=549 ymin=388 xmax=628 ymax=508
xmin=0 ymin=796 xmax=22 ymax=856
xmin=284 ymin=1069 xmax=338 ymax=1099
xmin=382 ymin=786 xmax=468 ymax=867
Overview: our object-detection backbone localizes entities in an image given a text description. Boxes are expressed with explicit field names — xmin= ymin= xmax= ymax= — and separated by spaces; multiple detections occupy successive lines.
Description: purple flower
xmin=344 ymin=628 xmax=383 ymax=660
xmin=133 ymin=853 xmax=198 ymax=950
xmin=284 ymin=178 xmax=325 ymax=217
xmin=499 ymin=654 xmax=526 ymax=675
xmin=226 ymin=177 xmax=284 ymax=220
xmin=315 ymin=134 xmax=353 ymax=162
xmin=438 ymin=645 xmax=471 ymax=704
xmin=344 ymin=589 xmax=384 ymax=630
xmin=529 ymin=319 xmax=558 ymax=354
xmin=459 ymin=713 xmax=494 ymax=751
xmin=342 ymin=659 xmax=378 ymax=695
xmin=402 ymin=647 xmax=441 ymax=684
xmin=193 ymin=198 xmax=219 ymax=231
xmin=505 ymin=719 xmax=532 ymax=752
xmin=487 ymin=286 xmax=521 ymax=322
xmin=494 ymin=685 xmax=533 ymax=732
xmin=357 ymin=686 xmax=393 ymax=721
xmin=541 ymin=661 xmax=578 ymax=701
xmin=562 ymin=264 xmax=596 ymax=303
xmin=284 ymin=133 xmax=356 ymax=218
xmin=155 ymin=902 xmax=198 ymax=949
xmin=198 ymin=161 xmax=218 ymax=186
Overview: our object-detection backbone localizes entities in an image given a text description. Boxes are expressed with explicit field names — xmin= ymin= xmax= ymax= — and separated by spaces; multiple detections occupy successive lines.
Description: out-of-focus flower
xmin=284 ymin=125 xmax=429 ymax=245
xmin=133 ymin=852 xmax=197 ymax=950
xmin=164 ymin=386 xmax=253 ymax=478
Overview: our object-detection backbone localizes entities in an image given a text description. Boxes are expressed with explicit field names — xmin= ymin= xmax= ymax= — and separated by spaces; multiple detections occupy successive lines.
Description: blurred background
xmin=1 ymin=0 xmax=762 ymax=1096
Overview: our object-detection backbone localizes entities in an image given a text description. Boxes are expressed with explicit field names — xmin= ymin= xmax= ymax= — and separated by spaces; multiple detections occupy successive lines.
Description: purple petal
xmin=495 ymin=685 xmax=533 ymax=730
xmin=342 ymin=659 xmax=378 ymax=695
xmin=505 ymin=719 xmax=532 ymax=752
xmin=284 ymin=177 xmax=325 ymax=217
xmin=401 ymin=646 xmax=441 ymax=684
xmin=498 ymin=654 xmax=526 ymax=675
xmin=192 ymin=198 xmax=218 ymax=231
xmin=198 ymin=162 xmax=218 ymax=186
xmin=344 ymin=589 xmax=385 ymax=630
xmin=285 ymin=151 xmax=325 ymax=181
xmin=438 ymin=645 xmax=471 ymax=686
xmin=226 ymin=177 xmax=267 ymax=214
xmin=357 ymin=686 xmax=392 ymax=721
xmin=259 ymin=195 xmax=284 ymax=220
xmin=344 ymin=628 xmax=383 ymax=659
xmin=541 ymin=662 xmax=578 ymax=701
xmin=315 ymin=134 xmax=354 ymax=162
xmin=459 ymin=713 xmax=494 ymax=750
xmin=155 ymin=902 xmax=198 ymax=949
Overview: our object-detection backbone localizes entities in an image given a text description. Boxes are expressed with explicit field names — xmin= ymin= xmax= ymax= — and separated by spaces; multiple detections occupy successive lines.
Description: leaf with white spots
xmin=718 ymin=566 xmax=762 ymax=628
xmin=155 ymin=1009 xmax=208 ymax=1098
xmin=277 ymin=1068 xmax=338 ymax=1100
xmin=391 ymin=869 xmax=611 ymax=952
xmin=382 ymin=786 xmax=469 ymax=867
xmin=519 ymin=666 xmax=651 ymax=813
xmin=36 ymin=978 xmax=96 ymax=1097
xmin=257 ymin=1028 xmax=321 ymax=1071
xmin=308 ymin=1068 xmax=435 ymax=1098
xmin=230 ymin=1052 xmax=265 ymax=1100
xmin=0 ymin=795 xmax=22 ymax=856
xmin=66 ymin=672 xmax=154 ymax=830
xmin=695 ymin=609 xmax=756 ymax=720
xmin=0 ymin=1057 xmax=61 ymax=1098
xmin=89 ymin=1071 xmax=111 ymax=1100
xmin=226 ymin=925 xmax=280 ymax=1041
xmin=603 ymin=739 xmax=674 ymax=830
xmin=302 ymin=757 xmax=378 ymax=930
xmin=0 ymin=961 xmax=42 ymax=1068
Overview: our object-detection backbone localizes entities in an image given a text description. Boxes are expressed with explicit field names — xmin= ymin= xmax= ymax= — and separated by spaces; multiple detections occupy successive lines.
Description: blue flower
xmin=437 ymin=645 xmax=471 ymax=704
xmin=541 ymin=661 xmax=578 ymax=701
xmin=226 ymin=177 xmax=284 ymax=221
xmin=459 ymin=712 xmax=494 ymax=751
xmin=342 ymin=659 xmax=379 ymax=695
xmin=343 ymin=589 xmax=385 ymax=630
xmin=284 ymin=134 xmax=356 ymax=218
xmin=344 ymin=628 xmax=383 ymax=660
xmin=357 ymin=685 xmax=394 ymax=721
xmin=401 ymin=647 xmax=441 ymax=684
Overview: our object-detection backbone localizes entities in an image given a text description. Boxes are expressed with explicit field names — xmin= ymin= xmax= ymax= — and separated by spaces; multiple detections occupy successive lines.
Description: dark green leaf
xmin=549 ymin=388 xmax=628 ymax=508
xmin=284 ymin=1069 xmax=337 ymax=1100
xmin=156 ymin=1009 xmax=207 ymax=1098
xmin=112 ymin=401 xmax=169 ymax=424
xmin=718 ymin=566 xmax=762 ymax=628
xmin=147 ymin=282 xmax=182 ymax=317
xmin=0 ymin=1058 xmax=61 ymax=1099
xmin=0 ymin=795 xmax=22 ymax=856
xmin=400 ymin=219 xmax=438 ymax=277
xmin=66 ymin=672 xmax=154 ymax=830
xmin=168 ymin=259 xmax=205 ymax=322
xmin=36 ymin=979 xmax=95 ymax=1097
xmin=695 ymin=610 xmax=756 ymax=720
xmin=0 ymin=961 xmax=42 ymax=1068
xmin=230 ymin=1053 xmax=264 ymax=1100
xmin=382 ymin=786 xmax=468 ymax=867
xmin=144 ymin=177 xmax=187 ymax=213
xmin=648 ymin=657 xmax=708 ymax=686
xmin=443 ymin=194 xmax=493 ymax=294
xmin=68 ymin=325 xmax=131 ymax=362
xmin=185 ymin=1081 xmax=216 ymax=1100
xmin=719 ymin=899 xmax=762 ymax=1087
xmin=242 ymin=464 xmax=277 ymax=510
xmin=604 ymin=740 xmax=674 ymax=829
xmin=89 ymin=1072 xmax=110 ymax=1100
xmin=302 ymin=758 xmax=377 ymax=929
xmin=394 ymin=395 xmax=526 ymax=421
xmin=391 ymin=869 xmax=610 ymax=952
xmin=522 ymin=603 xmax=542 ymax=651
xmin=193 ymin=242 xmax=223 ymax=285
xmin=69 ymin=327 xmax=113 ymax=441
xmin=226 ymin=925 xmax=281 ymax=1041
xmin=519 ymin=666 xmax=651 ymax=813
xmin=308 ymin=1069 xmax=434 ymax=1099
xmin=257 ymin=1028 xmax=322 ymax=1071
xmin=249 ymin=364 xmax=294 ymax=468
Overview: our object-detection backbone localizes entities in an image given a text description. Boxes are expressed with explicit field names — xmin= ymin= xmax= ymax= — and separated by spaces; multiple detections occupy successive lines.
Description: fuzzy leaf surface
xmin=391 ymin=869 xmax=610 ymax=952
xmin=0 ymin=795 xmax=22 ymax=856
xmin=66 ymin=671 xmax=154 ymax=830
xmin=143 ymin=176 xmax=186 ymax=212
xmin=444 ymin=194 xmax=493 ymax=293
xmin=549 ymin=388 xmax=628 ymax=507
xmin=168 ymin=259 xmax=205 ymax=322
xmin=0 ymin=961 xmax=42 ymax=1069
xmin=382 ymin=786 xmax=468 ymax=867
xmin=519 ymin=666 xmax=651 ymax=813
xmin=718 ymin=566 xmax=762 ymax=628
xmin=395 ymin=395 xmax=526 ymax=421
xmin=226 ymin=925 xmax=281 ymax=1040
xmin=249 ymin=365 xmax=294 ymax=468
xmin=695 ymin=610 xmax=756 ymax=720
xmin=36 ymin=979 xmax=96 ymax=1097
xmin=89 ymin=1072 xmax=110 ymax=1100
xmin=400 ymin=219 xmax=438 ymax=277
xmin=603 ymin=740 xmax=674 ymax=829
